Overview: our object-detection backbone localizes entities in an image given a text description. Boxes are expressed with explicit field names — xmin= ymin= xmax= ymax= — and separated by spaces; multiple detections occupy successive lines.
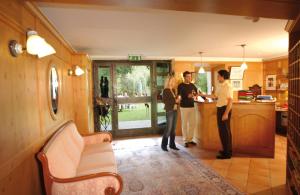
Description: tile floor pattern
xmin=115 ymin=135 xmax=288 ymax=195
xmin=176 ymin=135 xmax=288 ymax=195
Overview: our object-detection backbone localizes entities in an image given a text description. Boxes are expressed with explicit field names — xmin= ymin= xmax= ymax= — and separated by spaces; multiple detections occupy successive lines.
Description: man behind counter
xmin=200 ymin=69 xmax=233 ymax=159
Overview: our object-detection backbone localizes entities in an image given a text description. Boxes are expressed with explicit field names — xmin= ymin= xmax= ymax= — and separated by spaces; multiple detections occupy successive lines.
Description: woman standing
xmin=161 ymin=76 xmax=180 ymax=151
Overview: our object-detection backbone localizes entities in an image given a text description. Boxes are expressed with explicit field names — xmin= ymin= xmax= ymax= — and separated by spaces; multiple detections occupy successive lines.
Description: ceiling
xmin=38 ymin=4 xmax=289 ymax=61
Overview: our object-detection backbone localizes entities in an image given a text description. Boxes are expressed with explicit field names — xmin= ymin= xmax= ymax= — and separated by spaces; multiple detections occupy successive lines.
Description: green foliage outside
xmin=98 ymin=66 xmax=150 ymax=97
xmin=116 ymin=66 xmax=150 ymax=96
xmin=195 ymin=73 xmax=208 ymax=93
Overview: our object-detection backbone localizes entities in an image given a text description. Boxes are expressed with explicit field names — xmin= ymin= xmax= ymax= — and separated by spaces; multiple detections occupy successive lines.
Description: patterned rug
xmin=113 ymin=141 xmax=244 ymax=195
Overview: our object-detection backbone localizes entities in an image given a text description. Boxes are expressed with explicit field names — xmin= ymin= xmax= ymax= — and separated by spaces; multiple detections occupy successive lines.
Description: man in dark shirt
xmin=178 ymin=71 xmax=198 ymax=147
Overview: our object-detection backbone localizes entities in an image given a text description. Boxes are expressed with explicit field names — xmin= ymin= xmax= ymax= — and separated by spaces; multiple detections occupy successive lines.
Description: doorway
xmin=93 ymin=60 xmax=171 ymax=137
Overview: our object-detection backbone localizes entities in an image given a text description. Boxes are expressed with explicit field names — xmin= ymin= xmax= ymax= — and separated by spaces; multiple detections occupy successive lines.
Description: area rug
xmin=113 ymin=142 xmax=244 ymax=195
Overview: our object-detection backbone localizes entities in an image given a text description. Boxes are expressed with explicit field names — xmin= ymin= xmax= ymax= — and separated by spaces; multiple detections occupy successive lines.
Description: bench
xmin=37 ymin=121 xmax=122 ymax=195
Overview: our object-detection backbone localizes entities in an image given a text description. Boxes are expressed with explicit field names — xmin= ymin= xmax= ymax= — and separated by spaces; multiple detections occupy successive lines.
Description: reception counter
xmin=180 ymin=101 xmax=276 ymax=157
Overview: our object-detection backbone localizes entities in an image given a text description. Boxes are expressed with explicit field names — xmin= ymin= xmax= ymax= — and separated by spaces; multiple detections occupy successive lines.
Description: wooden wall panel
xmin=173 ymin=60 xmax=263 ymax=101
xmin=0 ymin=1 xmax=91 ymax=194
xmin=0 ymin=20 xmax=40 ymax=165
xmin=72 ymin=54 xmax=94 ymax=134
xmin=173 ymin=61 xmax=263 ymax=89
xmin=263 ymin=57 xmax=288 ymax=106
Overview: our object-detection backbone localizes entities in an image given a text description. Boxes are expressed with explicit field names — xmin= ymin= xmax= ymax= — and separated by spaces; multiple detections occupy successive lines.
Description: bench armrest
xmin=51 ymin=172 xmax=123 ymax=195
xmin=82 ymin=132 xmax=112 ymax=145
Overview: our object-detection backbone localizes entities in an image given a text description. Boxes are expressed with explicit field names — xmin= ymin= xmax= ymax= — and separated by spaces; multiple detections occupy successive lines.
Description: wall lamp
xmin=68 ymin=65 xmax=85 ymax=76
xmin=9 ymin=30 xmax=56 ymax=58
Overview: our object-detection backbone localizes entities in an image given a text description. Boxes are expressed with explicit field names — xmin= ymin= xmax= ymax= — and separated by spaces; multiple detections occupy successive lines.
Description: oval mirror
xmin=49 ymin=66 xmax=59 ymax=118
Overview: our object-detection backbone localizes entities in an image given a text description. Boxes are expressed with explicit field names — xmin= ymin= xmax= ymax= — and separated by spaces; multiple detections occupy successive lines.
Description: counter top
xmin=194 ymin=100 xmax=276 ymax=105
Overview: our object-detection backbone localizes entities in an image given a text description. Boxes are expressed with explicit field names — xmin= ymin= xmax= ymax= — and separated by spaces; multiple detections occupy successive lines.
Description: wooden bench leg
xmin=105 ymin=187 xmax=116 ymax=195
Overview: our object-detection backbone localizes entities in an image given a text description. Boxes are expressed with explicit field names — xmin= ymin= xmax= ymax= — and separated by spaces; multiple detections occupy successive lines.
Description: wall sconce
xmin=68 ymin=66 xmax=85 ymax=76
xmin=9 ymin=30 xmax=56 ymax=58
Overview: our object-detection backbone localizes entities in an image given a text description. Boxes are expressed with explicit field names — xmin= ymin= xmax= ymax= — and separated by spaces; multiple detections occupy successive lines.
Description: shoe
xmin=219 ymin=150 xmax=232 ymax=156
xmin=216 ymin=154 xmax=231 ymax=159
xmin=161 ymin=146 xmax=168 ymax=151
xmin=184 ymin=143 xmax=189 ymax=147
xmin=189 ymin=141 xmax=197 ymax=145
xmin=170 ymin=146 xmax=180 ymax=150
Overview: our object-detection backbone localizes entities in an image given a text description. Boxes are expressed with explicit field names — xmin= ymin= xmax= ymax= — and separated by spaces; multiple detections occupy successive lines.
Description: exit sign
xmin=128 ymin=55 xmax=142 ymax=61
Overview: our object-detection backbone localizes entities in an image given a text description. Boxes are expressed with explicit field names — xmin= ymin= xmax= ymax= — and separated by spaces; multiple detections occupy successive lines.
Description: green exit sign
xmin=128 ymin=55 xmax=142 ymax=61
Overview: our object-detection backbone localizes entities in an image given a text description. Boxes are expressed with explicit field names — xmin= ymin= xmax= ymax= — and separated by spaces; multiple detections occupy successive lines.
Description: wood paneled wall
xmin=173 ymin=61 xmax=264 ymax=100
xmin=263 ymin=57 xmax=288 ymax=106
xmin=72 ymin=54 xmax=94 ymax=134
xmin=173 ymin=61 xmax=263 ymax=88
xmin=0 ymin=1 xmax=93 ymax=194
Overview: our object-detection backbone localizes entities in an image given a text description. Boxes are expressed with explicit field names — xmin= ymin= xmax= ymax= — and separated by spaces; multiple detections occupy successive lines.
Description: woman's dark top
xmin=162 ymin=88 xmax=176 ymax=111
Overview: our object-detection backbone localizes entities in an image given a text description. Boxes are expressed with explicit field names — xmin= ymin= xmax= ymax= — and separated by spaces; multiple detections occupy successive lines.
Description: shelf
xmin=265 ymin=89 xmax=288 ymax=92
xmin=287 ymin=136 xmax=299 ymax=159
xmin=287 ymin=30 xmax=300 ymax=195
xmin=287 ymin=166 xmax=300 ymax=194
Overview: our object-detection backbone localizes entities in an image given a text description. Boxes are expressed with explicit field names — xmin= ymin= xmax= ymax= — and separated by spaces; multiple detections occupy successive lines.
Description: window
xmin=195 ymin=71 xmax=212 ymax=94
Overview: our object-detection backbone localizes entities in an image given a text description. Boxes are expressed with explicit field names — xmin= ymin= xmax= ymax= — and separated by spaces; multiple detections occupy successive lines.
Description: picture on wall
xmin=266 ymin=75 xmax=276 ymax=90
xmin=229 ymin=66 xmax=245 ymax=80
xmin=230 ymin=80 xmax=243 ymax=91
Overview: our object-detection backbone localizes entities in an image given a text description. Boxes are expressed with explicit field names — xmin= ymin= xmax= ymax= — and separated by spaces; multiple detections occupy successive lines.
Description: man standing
xmin=178 ymin=71 xmax=198 ymax=147
xmin=201 ymin=69 xmax=233 ymax=159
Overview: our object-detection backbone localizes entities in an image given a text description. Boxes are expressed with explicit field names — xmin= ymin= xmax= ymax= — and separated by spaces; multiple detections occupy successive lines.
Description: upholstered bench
xmin=37 ymin=121 xmax=122 ymax=195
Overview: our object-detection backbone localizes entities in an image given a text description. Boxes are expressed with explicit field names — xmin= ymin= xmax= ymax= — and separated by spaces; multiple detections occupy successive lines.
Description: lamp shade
xmin=26 ymin=30 xmax=56 ymax=58
xmin=241 ymin=62 xmax=248 ymax=70
xmin=75 ymin=66 xmax=84 ymax=76
xmin=37 ymin=42 xmax=56 ymax=58
xmin=198 ymin=67 xmax=205 ymax=74
xmin=26 ymin=34 xmax=45 ymax=55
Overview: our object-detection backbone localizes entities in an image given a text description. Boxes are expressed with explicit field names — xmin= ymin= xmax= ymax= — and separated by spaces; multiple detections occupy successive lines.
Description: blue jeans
xmin=161 ymin=110 xmax=178 ymax=148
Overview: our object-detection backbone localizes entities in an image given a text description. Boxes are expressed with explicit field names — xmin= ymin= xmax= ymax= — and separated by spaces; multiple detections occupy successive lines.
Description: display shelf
xmin=287 ymin=35 xmax=300 ymax=194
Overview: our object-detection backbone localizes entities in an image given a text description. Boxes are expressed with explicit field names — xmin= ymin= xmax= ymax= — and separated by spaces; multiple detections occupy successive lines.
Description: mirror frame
xmin=47 ymin=63 xmax=61 ymax=120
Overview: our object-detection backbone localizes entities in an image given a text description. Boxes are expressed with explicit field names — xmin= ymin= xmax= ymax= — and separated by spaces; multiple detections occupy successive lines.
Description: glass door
xmin=114 ymin=64 xmax=152 ymax=136
xmin=94 ymin=66 xmax=114 ymax=132
xmin=156 ymin=62 xmax=171 ymax=127
xmin=93 ymin=60 xmax=171 ymax=137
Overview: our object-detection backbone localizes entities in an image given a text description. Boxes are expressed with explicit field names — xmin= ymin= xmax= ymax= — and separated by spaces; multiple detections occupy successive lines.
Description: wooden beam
xmin=286 ymin=12 xmax=300 ymax=33
xmin=32 ymin=0 xmax=300 ymax=20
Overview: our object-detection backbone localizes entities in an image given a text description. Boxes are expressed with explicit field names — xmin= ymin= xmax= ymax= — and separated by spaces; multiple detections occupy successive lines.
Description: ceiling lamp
xmin=198 ymin=52 xmax=205 ymax=74
xmin=9 ymin=30 xmax=56 ymax=58
xmin=240 ymin=44 xmax=248 ymax=70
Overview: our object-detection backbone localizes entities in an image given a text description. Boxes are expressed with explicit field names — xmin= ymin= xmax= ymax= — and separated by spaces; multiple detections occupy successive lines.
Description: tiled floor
xmin=114 ymin=134 xmax=288 ymax=195
xmin=175 ymin=135 xmax=288 ymax=195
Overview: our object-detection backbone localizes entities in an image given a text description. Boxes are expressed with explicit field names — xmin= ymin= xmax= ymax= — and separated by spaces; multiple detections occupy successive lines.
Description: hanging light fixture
xmin=240 ymin=44 xmax=248 ymax=70
xmin=198 ymin=52 xmax=205 ymax=74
